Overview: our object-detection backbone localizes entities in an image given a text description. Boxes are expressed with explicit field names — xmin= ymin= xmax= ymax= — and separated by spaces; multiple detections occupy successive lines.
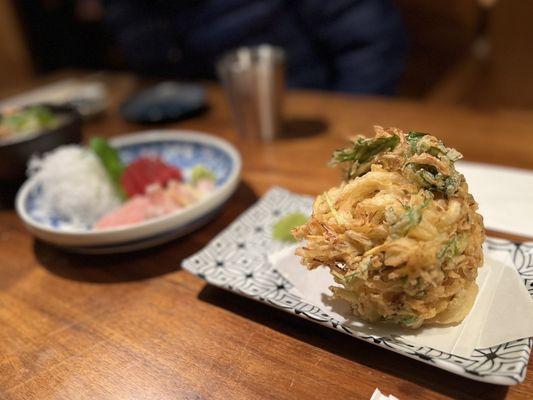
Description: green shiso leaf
xmin=90 ymin=137 xmax=126 ymax=199
xmin=272 ymin=212 xmax=308 ymax=243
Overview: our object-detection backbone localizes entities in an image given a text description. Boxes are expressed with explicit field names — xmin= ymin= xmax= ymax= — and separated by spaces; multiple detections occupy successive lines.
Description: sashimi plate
xmin=182 ymin=187 xmax=533 ymax=385
xmin=15 ymin=130 xmax=241 ymax=253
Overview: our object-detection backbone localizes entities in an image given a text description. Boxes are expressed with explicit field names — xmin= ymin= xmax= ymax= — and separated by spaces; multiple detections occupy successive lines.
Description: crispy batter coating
xmin=293 ymin=127 xmax=485 ymax=328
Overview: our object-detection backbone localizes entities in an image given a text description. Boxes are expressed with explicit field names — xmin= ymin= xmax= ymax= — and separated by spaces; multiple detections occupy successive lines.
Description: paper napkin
xmin=270 ymin=245 xmax=533 ymax=357
xmin=371 ymin=388 xmax=399 ymax=400
xmin=457 ymin=161 xmax=533 ymax=238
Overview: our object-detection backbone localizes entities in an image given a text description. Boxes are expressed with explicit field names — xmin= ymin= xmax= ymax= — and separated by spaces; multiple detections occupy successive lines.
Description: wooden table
xmin=2 ymin=72 xmax=533 ymax=400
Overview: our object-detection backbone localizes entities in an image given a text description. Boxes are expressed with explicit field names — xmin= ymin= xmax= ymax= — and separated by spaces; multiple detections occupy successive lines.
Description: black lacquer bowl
xmin=0 ymin=104 xmax=82 ymax=181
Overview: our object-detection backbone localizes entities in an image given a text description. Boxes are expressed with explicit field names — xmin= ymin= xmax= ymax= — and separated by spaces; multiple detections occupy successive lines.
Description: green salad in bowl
xmin=0 ymin=106 xmax=61 ymax=140
xmin=0 ymin=104 xmax=82 ymax=181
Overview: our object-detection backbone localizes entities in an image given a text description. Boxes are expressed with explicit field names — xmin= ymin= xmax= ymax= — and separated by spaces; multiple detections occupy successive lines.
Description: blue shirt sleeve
xmin=291 ymin=0 xmax=408 ymax=94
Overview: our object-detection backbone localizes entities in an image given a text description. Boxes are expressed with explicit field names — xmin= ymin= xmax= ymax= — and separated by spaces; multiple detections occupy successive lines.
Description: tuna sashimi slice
xmin=121 ymin=157 xmax=183 ymax=197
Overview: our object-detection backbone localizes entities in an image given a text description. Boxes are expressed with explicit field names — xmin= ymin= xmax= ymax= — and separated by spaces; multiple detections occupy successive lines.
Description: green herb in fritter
xmin=330 ymin=135 xmax=400 ymax=179
xmin=391 ymin=200 xmax=430 ymax=237
xmin=438 ymin=234 xmax=469 ymax=262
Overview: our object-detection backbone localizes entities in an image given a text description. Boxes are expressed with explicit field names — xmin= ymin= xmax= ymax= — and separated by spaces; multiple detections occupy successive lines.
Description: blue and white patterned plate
xmin=16 ymin=130 xmax=241 ymax=253
xmin=183 ymin=187 xmax=533 ymax=385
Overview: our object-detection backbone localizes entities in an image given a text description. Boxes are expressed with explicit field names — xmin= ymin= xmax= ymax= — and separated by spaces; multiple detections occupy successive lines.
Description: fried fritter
xmin=293 ymin=127 xmax=484 ymax=328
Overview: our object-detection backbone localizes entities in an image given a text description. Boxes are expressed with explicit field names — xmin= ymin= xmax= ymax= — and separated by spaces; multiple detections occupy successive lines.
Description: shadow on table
xmin=280 ymin=117 xmax=328 ymax=139
xmin=198 ymin=285 xmax=509 ymax=400
xmin=35 ymin=181 xmax=259 ymax=284
xmin=0 ymin=179 xmax=23 ymax=209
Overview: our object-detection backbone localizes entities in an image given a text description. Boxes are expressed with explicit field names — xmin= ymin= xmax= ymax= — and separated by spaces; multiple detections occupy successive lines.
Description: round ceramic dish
xmin=15 ymin=130 xmax=241 ymax=253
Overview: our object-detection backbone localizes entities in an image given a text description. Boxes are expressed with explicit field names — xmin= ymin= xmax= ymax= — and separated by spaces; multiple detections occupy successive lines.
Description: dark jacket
xmin=104 ymin=0 xmax=407 ymax=94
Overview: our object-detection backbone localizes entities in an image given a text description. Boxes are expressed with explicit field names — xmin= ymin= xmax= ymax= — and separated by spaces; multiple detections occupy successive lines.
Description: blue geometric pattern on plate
xmin=182 ymin=187 xmax=533 ymax=385
xmin=25 ymin=139 xmax=234 ymax=230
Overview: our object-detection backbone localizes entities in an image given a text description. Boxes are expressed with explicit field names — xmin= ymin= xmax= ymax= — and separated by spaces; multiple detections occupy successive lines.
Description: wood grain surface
xmin=1 ymin=72 xmax=533 ymax=400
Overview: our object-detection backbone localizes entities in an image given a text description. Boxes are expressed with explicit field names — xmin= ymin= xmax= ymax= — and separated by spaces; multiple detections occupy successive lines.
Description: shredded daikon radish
xmin=28 ymin=145 xmax=121 ymax=229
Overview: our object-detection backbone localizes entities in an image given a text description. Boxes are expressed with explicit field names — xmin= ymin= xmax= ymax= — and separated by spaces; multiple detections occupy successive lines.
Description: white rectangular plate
xmin=182 ymin=187 xmax=533 ymax=385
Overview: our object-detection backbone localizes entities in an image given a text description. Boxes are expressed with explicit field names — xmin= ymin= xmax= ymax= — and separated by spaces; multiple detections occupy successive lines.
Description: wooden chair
xmin=397 ymin=0 xmax=533 ymax=110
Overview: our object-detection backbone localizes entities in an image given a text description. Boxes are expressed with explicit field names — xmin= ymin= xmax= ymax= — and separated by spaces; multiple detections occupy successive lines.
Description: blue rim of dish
xmin=66 ymin=205 xmax=223 ymax=252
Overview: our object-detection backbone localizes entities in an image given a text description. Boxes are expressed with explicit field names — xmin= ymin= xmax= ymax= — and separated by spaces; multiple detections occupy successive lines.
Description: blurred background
xmin=0 ymin=0 xmax=531 ymax=110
